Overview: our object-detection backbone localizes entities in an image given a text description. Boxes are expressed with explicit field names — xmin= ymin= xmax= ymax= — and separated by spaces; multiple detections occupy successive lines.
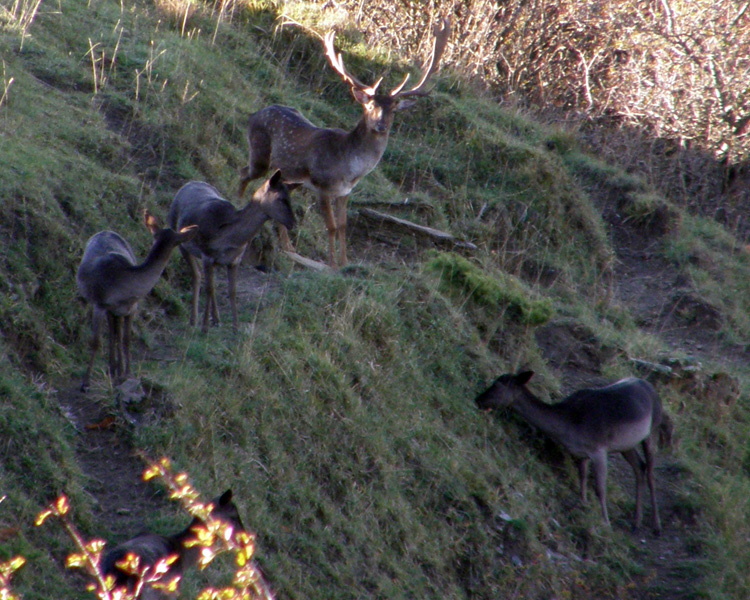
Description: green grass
xmin=2 ymin=1 xmax=750 ymax=599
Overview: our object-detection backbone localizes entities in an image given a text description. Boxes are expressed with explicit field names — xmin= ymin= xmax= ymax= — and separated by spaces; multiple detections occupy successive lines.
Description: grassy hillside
xmin=2 ymin=1 xmax=750 ymax=599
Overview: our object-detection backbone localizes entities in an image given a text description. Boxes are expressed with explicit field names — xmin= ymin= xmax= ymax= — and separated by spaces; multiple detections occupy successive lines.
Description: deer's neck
xmin=125 ymin=237 xmax=176 ymax=296
xmin=167 ymin=521 xmax=203 ymax=572
xmin=205 ymin=204 xmax=269 ymax=257
xmin=346 ymin=118 xmax=390 ymax=165
xmin=511 ymin=392 xmax=577 ymax=448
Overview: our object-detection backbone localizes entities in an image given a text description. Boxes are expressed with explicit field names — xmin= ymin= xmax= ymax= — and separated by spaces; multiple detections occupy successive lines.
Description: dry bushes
xmin=341 ymin=0 xmax=748 ymax=164
xmin=335 ymin=0 xmax=749 ymax=228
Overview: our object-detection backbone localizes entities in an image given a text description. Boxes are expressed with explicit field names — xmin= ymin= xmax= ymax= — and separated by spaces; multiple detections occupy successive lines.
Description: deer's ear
xmin=269 ymin=170 xmax=283 ymax=188
xmin=143 ymin=210 xmax=160 ymax=235
xmin=394 ymin=98 xmax=418 ymax=111
xmin=516 ymin=371 xmax=534 ymax=385
xmin=219 ymin=489 xmax=233 ymax=505
xmin=351 ymin=86 xmax=372 ymax=105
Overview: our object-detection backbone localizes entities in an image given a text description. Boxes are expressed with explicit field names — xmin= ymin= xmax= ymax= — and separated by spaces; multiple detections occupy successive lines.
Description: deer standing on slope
xmin=168 ymin=172 xmax=294 ymax=333
xmin=475 ymin=371 xmax=672 ymax=533
xmin=76 ymin=212 xmax=198 ymax=390
xmin=238 ymin=18 xmax=451 ymax=267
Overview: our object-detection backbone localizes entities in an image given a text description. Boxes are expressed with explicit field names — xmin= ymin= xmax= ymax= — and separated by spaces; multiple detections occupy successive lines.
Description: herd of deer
xmin=74 ymin=18 xmax=673 ymax=598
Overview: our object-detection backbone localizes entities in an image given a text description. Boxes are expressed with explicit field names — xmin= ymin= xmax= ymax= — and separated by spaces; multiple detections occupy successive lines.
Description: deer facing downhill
xmin=168 ymin=172 xmax=294 ymax=333
xmin=475 ymin=371 xmax=672 ymax=533
xmin=239 ymin=18 xmax=451 ymax=267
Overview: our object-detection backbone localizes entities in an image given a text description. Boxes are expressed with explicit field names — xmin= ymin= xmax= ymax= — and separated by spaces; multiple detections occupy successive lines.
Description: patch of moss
xmin=426 ymin=252 xmax=553 ymax=325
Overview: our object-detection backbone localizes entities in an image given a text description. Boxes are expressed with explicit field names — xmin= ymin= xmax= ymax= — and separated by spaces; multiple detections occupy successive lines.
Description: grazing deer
xmin=101 ymin=490 xmax=248 ymax=600
xmin=238 ymin=18 xmax=451 ymax=267
xmin=76 ymin=212 xmax=198 ymax=390
xmin=168 ymin=172 xmax=295 ymax=333
xmin=475 ymin=371 xmax=670 ymax=533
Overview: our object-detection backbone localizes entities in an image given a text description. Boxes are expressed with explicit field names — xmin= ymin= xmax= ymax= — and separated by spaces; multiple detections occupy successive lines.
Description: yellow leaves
xmin=65 ymin=553 xmax=88 ymax=569
xmin=198 ymin=546 xmax=218 ymax=570
xmin=197 ymin=587 xmax=251 ymax=600
xmin=0 ymin=555 xmax=26 ymax=600
xmin=34 ymin=495 xmax=70 ymax=526
xmin=114 ymin=552 xmax=142 ymax=576
xmin=0 ymin=555 xmax=26 ymax=578
xmin=152 ymin=574 xmax=181 ymax=593
xmin=143 ymin=456 xmax=173 ymax=481
xmin=19 ymin=457 xmax=271 ymax=600
xmin=234 ymin=533 xmax=256 ymax=568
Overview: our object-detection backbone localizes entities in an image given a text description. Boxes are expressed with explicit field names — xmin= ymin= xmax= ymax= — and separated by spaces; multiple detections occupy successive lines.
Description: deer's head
xmin=475 ymin=371 xmax=535 ymax=411
xmin=323 ymin=18 xmax=451 ymax=136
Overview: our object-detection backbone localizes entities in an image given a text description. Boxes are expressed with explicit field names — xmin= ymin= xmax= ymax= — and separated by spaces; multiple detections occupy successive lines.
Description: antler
xmin=391 ymin=17 xmax=451 ymax=98
xmin=323 ymin=17 xmax=451 ymax=99
xmin=323 ymin=31 xmax=382 ymax=96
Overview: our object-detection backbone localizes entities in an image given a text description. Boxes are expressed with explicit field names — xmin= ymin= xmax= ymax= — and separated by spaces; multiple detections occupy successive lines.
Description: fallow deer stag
xmin=76 ymin=212 xmax=198 ymax=390
xmin=168 ymin=172 xmax=295 ymax=333
xmin=475 ymin=371 xmax=672 ymax=533
xmin=239 ymin=18 xmax=451 ymax=267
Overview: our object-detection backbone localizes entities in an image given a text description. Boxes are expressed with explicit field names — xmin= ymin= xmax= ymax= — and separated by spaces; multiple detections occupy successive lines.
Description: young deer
xmin=76 ymin=212 xmax=198 ymax=390
xmin=475 ymin=371 xmax=670 ymax=533
xmin=101 ymin=490 xmax=249 ymax=600
xmin=168 ymin=172 xmax=295 ymax=333
xmin=238 ymin=18 xmax=451 ymax=267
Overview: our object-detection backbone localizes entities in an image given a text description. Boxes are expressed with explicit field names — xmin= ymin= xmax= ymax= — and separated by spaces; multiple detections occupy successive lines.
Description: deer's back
xmin=248 ymin=104 xmax=376 ymax=193
xmin=169 ymin=181 xmax=237 ymax=234
xmin=77 ymin=231 xmax=139 ymax=308
xmin=170 ymin=181 xmax=254 ymax=263
xmin=558 ymin=378 xmax=660 ymax=451
xmin=249 ymin=105 xmax=317 ymax=136
xmin=101 ymin=532 xmax=183 ymax=591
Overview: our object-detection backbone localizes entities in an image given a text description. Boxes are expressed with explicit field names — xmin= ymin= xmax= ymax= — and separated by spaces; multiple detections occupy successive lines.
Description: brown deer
xmin=475 ymin=371 xmax=671 ymax=533
xmin=238 ymin=18 xmax=451 ymax=267
xmin=76 ymin=212 xmax=198 ymax=390
xmin=168 ymin=172 xmax=294 ymax=333
xmin=100 ymin=490 xmax=265 ymax=600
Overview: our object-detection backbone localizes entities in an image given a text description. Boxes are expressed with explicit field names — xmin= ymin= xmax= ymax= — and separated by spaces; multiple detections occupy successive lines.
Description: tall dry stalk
xmin=4 ymin=0 xmax=44 ymax=47
xmin=0 ymin=61 xmax=14 ymax=109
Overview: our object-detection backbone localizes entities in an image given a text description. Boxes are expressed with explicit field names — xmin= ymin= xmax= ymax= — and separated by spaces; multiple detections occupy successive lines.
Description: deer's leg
xmin=82 ymin=307 xmax=104 ymax=391
xmin=577 ymin=458 xmax=590 ymax=503
xmin=590 ymin=450 xmax=610 ymax=525
xmin=182 ymin=248 xmax=202 ymax=327
xmin=642 ymin=437 xmax=661 ymax=534
xmin=621 ymin=448 xmax=646 ymax=531
xmin=107 ymin=312 xmax=120 ymax=382
xmin=239 ymin=164 xmax=266 ymax=198
xmin=202 ymin=259 xmax=218 ymax=333
xmin=122 ymin=314 xmax=132 ymax=380
xmin=319 ymin=195 xmax=338 ymax=267
xmin=335 ymin=195 xmax=349 ymax=266
xmin=227 ymin=263 xmax=239 ymax=331
xmin=239 ymin=131 xmax=271 ymax=197
xmin=277 ymin=184 xmax=301 ymax=253
xmin=277 ymin=224 xmax=296 ymax=253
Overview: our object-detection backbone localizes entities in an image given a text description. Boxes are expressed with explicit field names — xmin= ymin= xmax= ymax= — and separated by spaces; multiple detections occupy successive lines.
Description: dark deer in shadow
xmin=475 ymin=371 xmax=672 ymax=533
xmin=238 ymin=18 xmax=451 ymax=268
xmin=76 ymin=212 xmax=198 ymax=390
xmin=101 ymin=490 xmax=258 ymax=600
xmin=168 ymin=172 xmax=294 ymax=333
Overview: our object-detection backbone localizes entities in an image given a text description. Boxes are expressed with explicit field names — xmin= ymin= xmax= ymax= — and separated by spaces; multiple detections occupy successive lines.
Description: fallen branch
xmin=357 ymin=208 xmax=477 ymax=251
xmin=283 ymin=251 xmax=332 ymax=272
